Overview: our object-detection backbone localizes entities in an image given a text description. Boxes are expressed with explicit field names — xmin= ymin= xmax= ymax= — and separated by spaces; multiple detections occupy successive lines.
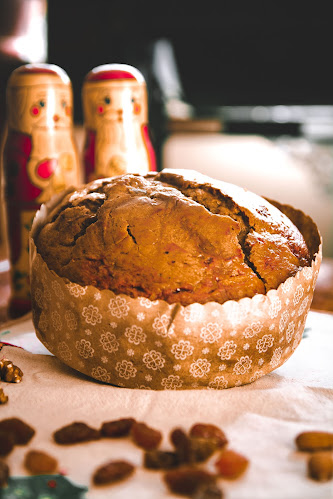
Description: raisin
xmin=24 ymin=450 xmax=58 ymax=474
xmin=0 ymin=431 xmax=15 ymax=457
xmin=164 ymin=467 xmax=217 ymax=495
xmin=215 ymin=449 xmax=249 ymax=479
xmin=53 ymin=422 xmax=100 ymax=444
xmin=190 ymin=424 xmax=228 ymax=449
xmin=0 ymin=418 xmax=35 ymax=445
xmin=101 ymin=418 xmax=135 ymax=438
xmin=192 ymin=483 xmax=224 ymax=499
xmin=0 ymin=460 xmax=9 ymax=487
xmin=170 ymin=428 xmax=217 ymax=464
xmin=144 ymin=450 xmax=179 ymax=470
xmin=0 ymin=388 xmax=8 ymax=405
xmin=131 ymin=422 xmax=162 ymax=450
xmin=93 ymin=460 xmax=135 ymax=485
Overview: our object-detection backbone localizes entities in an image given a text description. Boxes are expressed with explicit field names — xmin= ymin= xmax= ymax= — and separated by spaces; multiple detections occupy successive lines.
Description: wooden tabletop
xmin=0 ymin=256 xmax=332 ymax=325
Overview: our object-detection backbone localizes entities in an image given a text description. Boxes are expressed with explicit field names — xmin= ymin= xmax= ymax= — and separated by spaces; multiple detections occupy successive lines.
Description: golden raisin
xmin=131 ymin=422 xmax=162 ymax=450
xmin=53 ymin=421 xmax=100 ymax=444
xmin=296 ymin=431 xmax=333 ymax=452
xmin=24 ymin=450 xmax=58 ymax=474
xmin=215 ymin=449 xmax=249 ymax=479
xmin=308 ymin=452 xmax=333 ymax=482
xmin=93 ymin=460 xmax=135 ymax=485
xmin=189 ymin=423 xmax=228 ymax=449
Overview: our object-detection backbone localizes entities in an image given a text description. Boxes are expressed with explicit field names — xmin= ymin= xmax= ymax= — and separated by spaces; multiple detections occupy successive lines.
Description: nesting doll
xmin=82 ymin=63 xmax=157 ymax=181
xmin=3 ymin=63 xmax=81 ymax=315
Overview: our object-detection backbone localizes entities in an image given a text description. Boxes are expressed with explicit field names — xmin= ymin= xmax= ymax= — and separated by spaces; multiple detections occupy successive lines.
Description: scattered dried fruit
xmin=0 ymin=431 xmax=15 ymax=457
xmin=93 ymin=460 xmax=135 ymax=485
xmin=131 ymin=421 xmax=162 ymax=450
xmin=101 ymin=418 xmax=135 ymax=438
xmin=0 ymin=388 xmax=8 ymax=405
xmin=192 ymin=482 xmax=224 ymax=499
xmin=0 ymin=359 xmax=23 ymax=383
xmin=54 ymin=422 xmax=100 ymax=444
xmin=0 ymin=418 xmax=35 ymax=445
xmin=24 ymin=450 xmax=58 ymax=474
xmin=189 ymin=424 xmax=228 ymax=449
xmin=215 ymin=449 xmax=249 ymax=480
xmin=144 ymin=450 xmax=179 ymax=470
xmin=170 ymin=427 xmax=218 ymax=464
xmin=0 ymin=460 xmax=9 ymax=487
xmin=308 ymin=452 xmax=333 ymax=482
xmin=164 ymin=467 xmax=217 ymax=496
xmin=295 ymin=431 xmax=333 ymax=452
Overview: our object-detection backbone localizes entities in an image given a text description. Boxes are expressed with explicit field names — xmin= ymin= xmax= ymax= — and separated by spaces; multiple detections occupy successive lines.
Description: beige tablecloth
xmin=0 ymin=310 xmax=332 ymax=498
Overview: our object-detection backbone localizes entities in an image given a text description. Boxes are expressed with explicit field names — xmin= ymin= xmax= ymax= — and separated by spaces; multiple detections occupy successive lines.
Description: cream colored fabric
xmin=0 ymin=310 xmax=332 ymax=498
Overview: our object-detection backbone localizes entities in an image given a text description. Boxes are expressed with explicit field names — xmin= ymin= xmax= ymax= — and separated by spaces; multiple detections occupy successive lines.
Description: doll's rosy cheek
xmin=30 ymin=106 xmax=40 ymax=116
xmin=97 ymin=105 xmax=104 ymax=114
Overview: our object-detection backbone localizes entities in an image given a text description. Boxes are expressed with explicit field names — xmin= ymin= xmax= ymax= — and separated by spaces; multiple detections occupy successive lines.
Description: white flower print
xmin=189 ymin=358 xmax=211 ymax=378
xmin=94 ymin=291 xmax=102 ymax=301
xmin=258 ymin=358 xmax=264 ymax=366
xmin=268 ymin=297 xmax=282 ymax=319
xmin=250 ymin=370 xmax=264 ymax=383
xmin=145 ymin=374 xmax=153 ymax=382
xmin=100 ymin=331 xmax=119 ymax=353
xmin=75 ymin=339 xmax=94 ymax=359
xmin=171 ymin=340 xmax=194 ymax=360
xmin=161 ymin=375 xmax=183 ymax=390
xmin=233 ymin=356 xmax=252 ymax=375
xmin=155 ymin=341 xmax=162 ymax=348
xmin=101 ymin=356 xmax=108 ymax=364
xmin=115 ymin=360 xmax=137 ymax=379
xmin=173 ymin=364 xmax=181 ymax=371
xmin=184 ymin=327 xmax=191 ymax=336
xmin=180 ymin=304 xmax=203 ymax=322
xmin=65 ymin=310 xmax=78 ymax=331
xmin=243 ymin=321 xmax=262 ymax=338
xmin=200 ymin=323 xmax=222 ymax=344
xmin=152 ymin=314 xmax=174 ymax=338
xmin=52 ymin=280 xmax=64 ymax=300
xmin=202 ymin=347 xmax=210 ymax=355
xmin=279 ymin=311 xmax=290 ymax=333
xmin=51 ymin=311 xmax=62 ymax=331
xmin=302 ymin=267 xmax=313 ymax=281
xmin=143 ymin=350 xmax=166 ymax=370
xmin=270 ymin=347 xmax=283 ymax=367
xmin=92 ymin=366 xmax=111 ymax=383
xmin=219 ymin=364 xmax=226 ymax=371
xmin=139 ymin=297 xmax=159 ymax=308
xmin=256 ymin=334 xmax=274 ymax=353
xmin=286 ymin=321 xmax=295 ymax=343
xmin=127 ymin=349 xmax=135 ymax=357
xmin=208 ymin=375 xmax=228 ymax=390
xmin=298 ymin=297 xmax=309 ymax=317
xmin=57 ymin=341 xmax=72 ymax=362
xmin=217 ymin=340 xmax=237 ymax=360
xmin=34 ymin=288 xmax=44 ymax=308
xmin=66 ymin=282 xmax=87 ymax=297
xmin=293 ymin=285 xmax=304 ymax=306
xmin=82 ymin=305 xmax=102 ymax=325
xmin=125 ymin=325 xmax=146 ymax=345
xmin=243 ymin=343 xmax=250 ymax=350
xmin=137 ymin=312 xmax=145 ymax=321
xmin=108 ymin=296 xmax=129 ymax=318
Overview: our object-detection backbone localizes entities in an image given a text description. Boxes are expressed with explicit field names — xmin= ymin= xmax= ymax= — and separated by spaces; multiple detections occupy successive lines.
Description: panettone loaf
xmin=35 ymin=169 xmax=311 ymax=306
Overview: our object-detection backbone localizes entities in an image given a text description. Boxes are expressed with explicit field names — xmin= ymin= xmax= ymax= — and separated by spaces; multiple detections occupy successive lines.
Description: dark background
xmin=47 ymin=0 xmax=332 ymax=122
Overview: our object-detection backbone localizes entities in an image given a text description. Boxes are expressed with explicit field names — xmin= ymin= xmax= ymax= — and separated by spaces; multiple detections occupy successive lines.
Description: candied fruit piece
xmin=215 ymin=449 xmax=249 ymax=479
xmin=144 ymin=450 xmax=179 ymax=470
xmin=101 ymin=418 xmax=135 ymax=438
xmin=0 ymin=460 xmax=9 ymax=487
xmin=164 ymin=467 xmax=217 ymax=495
xmin=131 ymin=422 xmax=162 ymax=450
xmin=93 ymin=460 xmax=135 ymax=485
xmin=0 ymin=431 xmax=15 ymax=457
xmin=296 ymin=431 xmax=333 ymax=452
xmin=0 ymin=418 xmax=35 ymax=445
xmin=24 ymin=450 xmax=58 ymax=474
xmin=53 ymin=422 xmax=100 ymax=444
xmin=190 ymin=423 xmax=228 ymax=448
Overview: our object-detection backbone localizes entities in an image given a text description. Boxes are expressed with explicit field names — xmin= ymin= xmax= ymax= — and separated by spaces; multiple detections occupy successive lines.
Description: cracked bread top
xmin=35 ymin=169 xmax=311 ymax=306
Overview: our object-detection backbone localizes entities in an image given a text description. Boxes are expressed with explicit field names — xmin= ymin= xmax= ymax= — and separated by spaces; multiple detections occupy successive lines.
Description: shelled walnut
xmin=0 ymin=359 xmax=23 ymax=383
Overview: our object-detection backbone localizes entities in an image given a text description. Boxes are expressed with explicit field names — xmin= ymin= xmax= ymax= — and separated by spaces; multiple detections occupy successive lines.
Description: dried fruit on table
xmin=0 ymin=418 xmax=35 ymax=445
xmin=192 ymin=482 xmax=224 ymax=499
xmin=24 ymin=449 xmax=58 ymax=474
xmin=101 ymin=418 xmax=135 ymax=438
xmin=164 ymin=467 xmax=217 ymax=496
xmin=131 ymin=421 xmax=162 ymax=450
xmin=215 ymin=449 xmax=249 ymax=479
xmin=144 ymin=450 xmax=179 ymax=470
xmin=0 ymin=388 xmax=8 ymax=404
xmin=0 ymin=431 xmax=15 ymax=456
xmin=0 ymin=460 xmax=9 ymax=487
xmin=308 ymin=452 xmax=333 ymax=482
xmin=93 ymin=460 xmax=135 ymax=485
xmin=0 ymin=359 xmax=23 ymax=383
xmin=189 ymin=423 xmax=228 ymax=449
xmin=295 ymin=431 xmax=333 ymax=452
xmin=53 ymin=421 xmax=100 ymax=444
xmin=170 ymin=428 xmax=217 ymax=464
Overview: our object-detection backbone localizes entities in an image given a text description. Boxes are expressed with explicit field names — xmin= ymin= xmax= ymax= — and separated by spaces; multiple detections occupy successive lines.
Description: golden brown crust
xmin=35 ymin=170 xmax=311 ymax=306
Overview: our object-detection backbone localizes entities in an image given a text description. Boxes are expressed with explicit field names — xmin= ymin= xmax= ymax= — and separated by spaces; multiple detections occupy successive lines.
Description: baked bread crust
xmin=35 ymin=169 xmax=311 ymax=306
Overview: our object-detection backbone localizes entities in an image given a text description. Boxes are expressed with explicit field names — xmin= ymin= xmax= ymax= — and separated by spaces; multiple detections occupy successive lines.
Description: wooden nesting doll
xmin=82 ymin=63 xmax=157 ymax=181
xmin=3 ymin=63 xmax=81 ymax=315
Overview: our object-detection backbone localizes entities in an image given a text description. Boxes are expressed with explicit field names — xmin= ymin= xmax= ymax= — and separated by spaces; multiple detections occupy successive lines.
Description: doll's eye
xmin=131 ymin=98 xmax=135 ymax=103
xmin=104 ymin=97 xmax=111 ymax=104
xmin=62 ymin=100 xmax=67 ymax=108
xmin=39 ymin=100 xmax=45 ymax=107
